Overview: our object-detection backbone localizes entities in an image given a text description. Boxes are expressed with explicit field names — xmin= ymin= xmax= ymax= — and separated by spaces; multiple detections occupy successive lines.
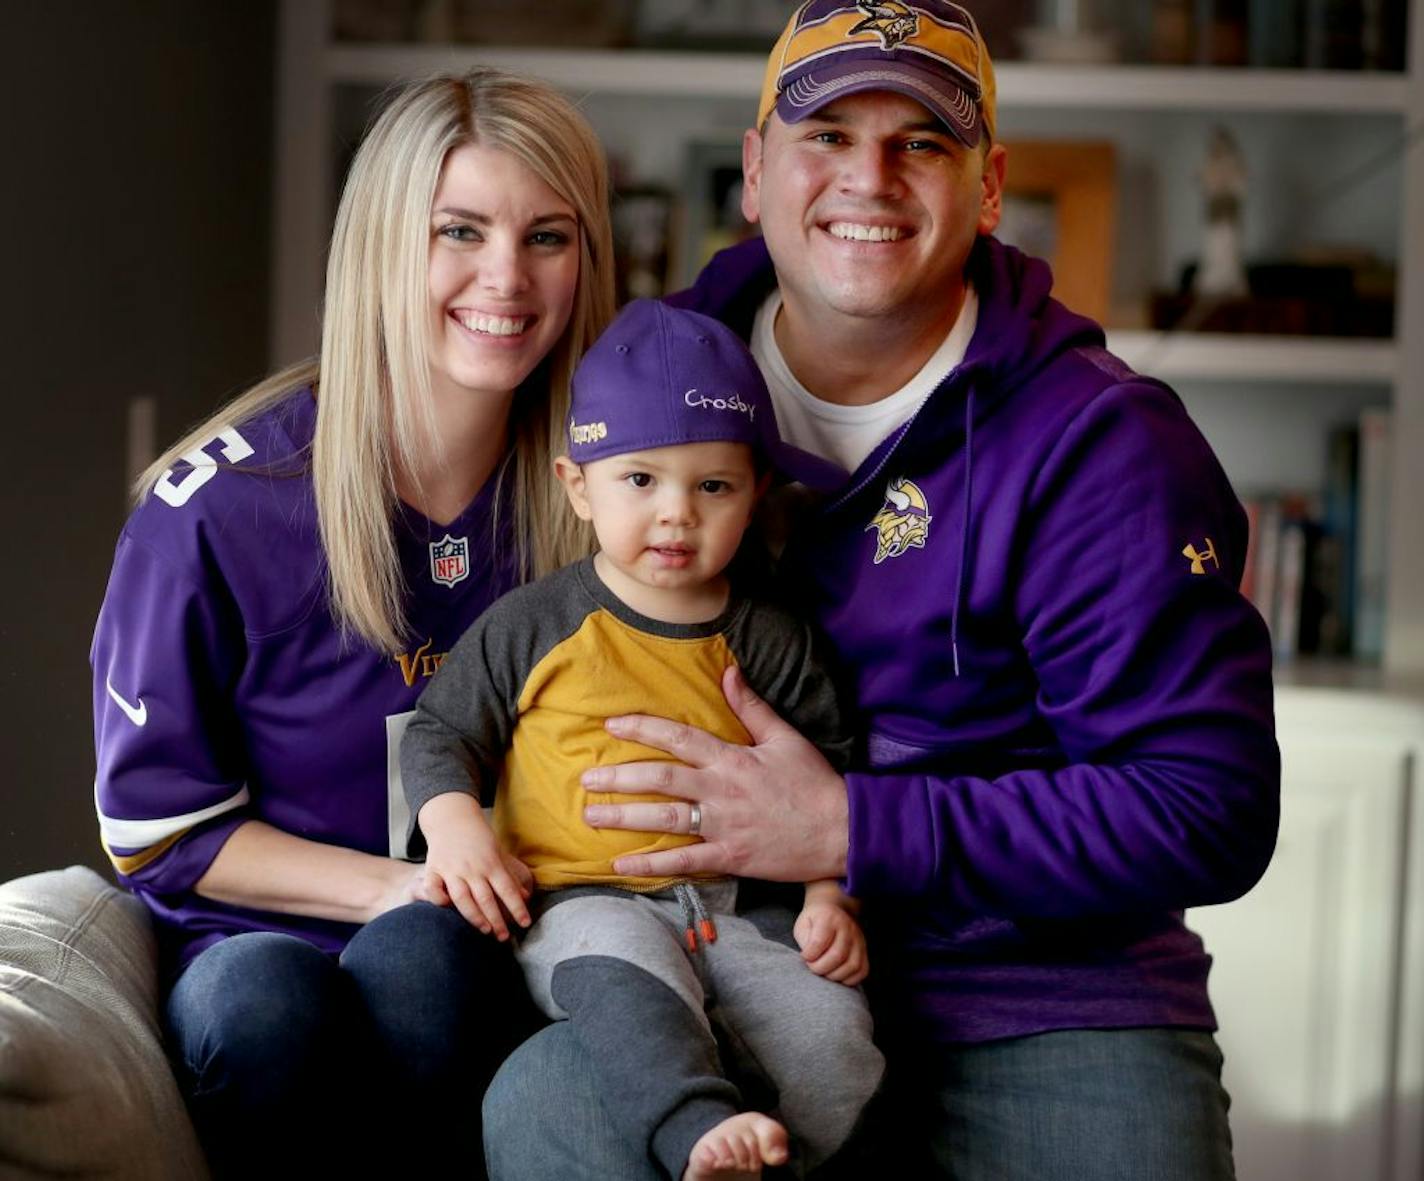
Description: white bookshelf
xmin=326 ymin=45 xmax=1413 ymax=112
xmin=1108 ymin=332 xmax=1396 ymax=384
xmin=275 ymin=0 xmax=1424 ymax=672
xmin=997 ymin=61 xmax=1411 ymax=112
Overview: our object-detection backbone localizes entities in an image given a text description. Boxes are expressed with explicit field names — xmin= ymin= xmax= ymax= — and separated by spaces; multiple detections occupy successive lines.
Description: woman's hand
xmin=418 ymin=792 xmax=533 ymax=941
xmin=794 ymin=886 xmax=869 ymax=986
xmin=581 ymin=665 xmax=851 ymax=883
xmin=196 ymin=819 xmax=472 ymax=927
xmin=370 ymin=859 xmax=438 ymax=920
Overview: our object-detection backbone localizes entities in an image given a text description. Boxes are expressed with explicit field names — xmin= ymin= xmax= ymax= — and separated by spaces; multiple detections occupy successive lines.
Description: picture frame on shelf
xmin=679 ymin=137 xmax=760 ymax=289
xmin=998 ymin=140 xmax=1117 ymax=325
xmin=612 ymin=184 xmax=676 ymax=304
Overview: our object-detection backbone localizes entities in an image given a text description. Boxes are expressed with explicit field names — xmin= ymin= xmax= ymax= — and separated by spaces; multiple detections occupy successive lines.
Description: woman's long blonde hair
xmin=136 ymin=70 xmax=615 ymax=652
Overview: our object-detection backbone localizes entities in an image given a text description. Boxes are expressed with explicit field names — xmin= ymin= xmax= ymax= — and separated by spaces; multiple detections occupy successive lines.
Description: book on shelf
xmin=1268 ymin=509 xmax=1299 ymax=656
xmin=1197 ymin=0 xmax=1250 ymax=65
xmin=1244 ymin=0 xmax=1406 ymax=69
xmin=1241 ymin=490 xmax=1341 ymax=660
xmin=1248 ymin=0 xmax=1304 ymax=67
xmin=1355 ymin=406 xmax=1392 ymax=660
xmin=1243 ymin=494 xmax=1282 ymax=630
xmin=1240 ymin=405 xmax=1387 ymax=662
xmin=1317 ymin=422 xmax=1359 ymax=656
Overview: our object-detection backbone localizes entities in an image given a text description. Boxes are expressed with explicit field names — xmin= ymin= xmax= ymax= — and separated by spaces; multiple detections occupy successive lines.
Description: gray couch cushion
xmin=0 ymin=866 xmax=207 ymax=1179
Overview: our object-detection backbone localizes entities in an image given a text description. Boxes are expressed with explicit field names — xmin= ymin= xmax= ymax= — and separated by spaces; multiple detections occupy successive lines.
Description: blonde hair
xmin=137 ymin=70 xmax=614 ymax=652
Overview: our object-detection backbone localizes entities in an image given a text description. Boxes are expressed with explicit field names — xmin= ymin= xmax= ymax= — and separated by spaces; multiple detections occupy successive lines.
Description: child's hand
xmin=419 ymin=793 xmax=533 ymax=941
xmin=793 ymin=893 xmax=868 ymax=986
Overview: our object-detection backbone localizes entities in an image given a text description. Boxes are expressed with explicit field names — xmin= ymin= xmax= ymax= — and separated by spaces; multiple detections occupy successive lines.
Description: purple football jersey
xmin=91 ymin=389 xmax=517 ymax=969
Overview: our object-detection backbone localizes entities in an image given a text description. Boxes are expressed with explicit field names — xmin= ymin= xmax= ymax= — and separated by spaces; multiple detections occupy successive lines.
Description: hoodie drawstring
xmin=673 ymin=882 xmax=717 ymax=953
xmin=951 ymin=386 xmax=975 ymax=678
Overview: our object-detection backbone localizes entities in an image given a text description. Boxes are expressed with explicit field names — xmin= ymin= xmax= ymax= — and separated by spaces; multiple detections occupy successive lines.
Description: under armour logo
xmin=1183 ymin=538 xmax=1219 ymax=575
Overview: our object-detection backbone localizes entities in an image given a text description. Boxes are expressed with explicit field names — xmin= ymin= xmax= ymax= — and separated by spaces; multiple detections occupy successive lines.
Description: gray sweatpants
xmin=516 ymin=880 xmax=884 ymax=1178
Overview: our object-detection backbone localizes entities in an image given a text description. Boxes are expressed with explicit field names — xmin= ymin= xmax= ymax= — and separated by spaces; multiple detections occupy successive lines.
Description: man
xmin=484 ymin=4 xmax=1278 ymax=1177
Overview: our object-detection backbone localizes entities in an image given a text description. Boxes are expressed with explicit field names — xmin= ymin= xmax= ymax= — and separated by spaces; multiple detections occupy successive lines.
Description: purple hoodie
xmin=672 ymin=236 xmax=1279 ymax=1045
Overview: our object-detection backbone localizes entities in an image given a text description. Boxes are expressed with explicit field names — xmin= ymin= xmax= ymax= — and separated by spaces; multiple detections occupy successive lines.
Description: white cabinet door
xmin=1189 ymin=730 xmax=1412 ymax=1181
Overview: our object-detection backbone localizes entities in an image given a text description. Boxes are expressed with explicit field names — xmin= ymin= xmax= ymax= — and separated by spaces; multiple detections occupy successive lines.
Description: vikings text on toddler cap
xmin=567 ymin=300 xmax=845 ymax=491
xmin=756 ymin=0 xmax=996 ymax=149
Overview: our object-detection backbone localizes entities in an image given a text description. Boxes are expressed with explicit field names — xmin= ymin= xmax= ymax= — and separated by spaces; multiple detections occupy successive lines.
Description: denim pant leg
xmin=164 ymin=931 xmax=365 ymax=1180
xmin=341 ymin=901 xmax=539 ymax=1176
xmin=884 ymin=1027 xmax=1235 ymax=1181
xmin=483 ymin=1022 xmax=664 ymax=1181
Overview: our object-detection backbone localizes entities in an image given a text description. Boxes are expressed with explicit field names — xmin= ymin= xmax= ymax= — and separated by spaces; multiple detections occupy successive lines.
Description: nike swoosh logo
xmin=105 ymin=678 xmax=148 ymax=727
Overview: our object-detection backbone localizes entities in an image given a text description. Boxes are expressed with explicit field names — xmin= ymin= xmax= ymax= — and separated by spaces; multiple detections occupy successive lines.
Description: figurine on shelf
xmin=1018 ymin=0 xmax=1121 ymax=62
xmin=1195 ymin=124 xmax=1249 ymax=298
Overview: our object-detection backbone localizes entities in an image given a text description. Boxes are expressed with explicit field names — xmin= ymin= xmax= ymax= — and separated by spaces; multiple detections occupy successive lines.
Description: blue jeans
xmin=483 ymin=1023 xmax=1234 ymax=1180
xmin=166 ymin=902 xmax=534 ymax=1179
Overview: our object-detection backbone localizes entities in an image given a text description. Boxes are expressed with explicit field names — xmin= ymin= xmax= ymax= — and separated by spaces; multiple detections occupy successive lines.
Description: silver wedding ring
xmin=688 ymin=802 xmax=702 ymax=836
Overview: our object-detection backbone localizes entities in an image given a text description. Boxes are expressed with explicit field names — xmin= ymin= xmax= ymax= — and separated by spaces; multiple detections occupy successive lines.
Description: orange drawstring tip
xmin=684 ymin=927 xmax=698 ymax=953
xmin=699 ymin=918 xmax=717 ymax=943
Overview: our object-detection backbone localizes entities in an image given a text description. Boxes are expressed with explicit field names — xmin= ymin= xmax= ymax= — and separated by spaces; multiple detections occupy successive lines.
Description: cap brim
xmin=776 ymin=57 xmax=983 ymax=148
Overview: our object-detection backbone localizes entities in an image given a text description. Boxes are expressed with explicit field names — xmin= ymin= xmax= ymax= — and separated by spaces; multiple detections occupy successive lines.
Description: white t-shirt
xmin=750 ymin=287 xmax=978 ymax=475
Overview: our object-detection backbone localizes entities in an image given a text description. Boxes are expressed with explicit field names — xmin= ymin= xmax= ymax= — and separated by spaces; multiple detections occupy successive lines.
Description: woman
xmin=91 ymin=69 xmax=614 ymax=1176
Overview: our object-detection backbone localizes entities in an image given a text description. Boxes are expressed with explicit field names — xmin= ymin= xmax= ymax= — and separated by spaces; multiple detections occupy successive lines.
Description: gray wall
xmin=2 ymin=2 xmax=276 ymax=877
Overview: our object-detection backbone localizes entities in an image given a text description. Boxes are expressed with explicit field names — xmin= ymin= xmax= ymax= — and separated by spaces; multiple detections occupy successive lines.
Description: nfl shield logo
xmin=429 ymin=534 xmax=470 ymax=588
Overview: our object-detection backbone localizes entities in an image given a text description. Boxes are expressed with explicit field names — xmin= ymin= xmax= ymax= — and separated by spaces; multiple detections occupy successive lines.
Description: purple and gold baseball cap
xmin=756 ymin=0 xmax=996 ymax=148
xmin=566 ymin=300 xmax=844 ymax=491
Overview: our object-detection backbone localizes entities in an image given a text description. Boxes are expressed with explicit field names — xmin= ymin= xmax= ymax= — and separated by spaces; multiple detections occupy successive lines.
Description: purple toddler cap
xmin=567 ymin=299 xmax=845 ymax=490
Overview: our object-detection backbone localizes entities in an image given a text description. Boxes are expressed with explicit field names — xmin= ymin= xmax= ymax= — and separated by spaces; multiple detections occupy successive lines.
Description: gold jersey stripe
xmin=104 ymin=828 xmax=189 ymax=876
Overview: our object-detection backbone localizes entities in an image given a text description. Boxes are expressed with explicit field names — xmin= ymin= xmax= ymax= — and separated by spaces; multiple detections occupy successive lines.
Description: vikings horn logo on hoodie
xmin=867 ymin=477 xmax=933 ymax=564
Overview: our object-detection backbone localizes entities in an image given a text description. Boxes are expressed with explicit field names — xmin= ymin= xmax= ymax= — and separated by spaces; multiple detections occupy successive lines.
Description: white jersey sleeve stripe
xmin=95 ymin=784 xmax=251 ymax=849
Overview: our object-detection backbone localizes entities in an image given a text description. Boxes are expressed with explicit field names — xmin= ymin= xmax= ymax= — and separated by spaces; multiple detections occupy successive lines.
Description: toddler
xmin=401 ymin=300 xmax=883 ymax=1180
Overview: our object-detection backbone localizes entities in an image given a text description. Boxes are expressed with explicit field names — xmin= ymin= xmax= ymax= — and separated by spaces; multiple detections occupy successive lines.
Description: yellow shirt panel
xmin=492 ymin=607 xmax=749 ymax=892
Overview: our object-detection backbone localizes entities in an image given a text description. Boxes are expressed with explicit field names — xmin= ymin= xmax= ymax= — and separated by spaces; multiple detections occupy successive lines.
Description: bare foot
xmin=682 ymin=1112 xmax=789 ymax=1180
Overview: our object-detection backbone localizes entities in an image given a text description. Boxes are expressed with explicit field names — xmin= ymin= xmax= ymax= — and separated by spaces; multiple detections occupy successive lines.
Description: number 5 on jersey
xmin=153 ymin=427 xmax=254 ymax=508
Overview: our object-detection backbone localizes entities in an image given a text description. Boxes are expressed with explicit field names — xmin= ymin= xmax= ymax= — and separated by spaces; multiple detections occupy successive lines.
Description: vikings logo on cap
xmin=849 ymin=1 xmax=919 ymax=49
xmin=867 ymin=477 xmax=932 ymax=564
